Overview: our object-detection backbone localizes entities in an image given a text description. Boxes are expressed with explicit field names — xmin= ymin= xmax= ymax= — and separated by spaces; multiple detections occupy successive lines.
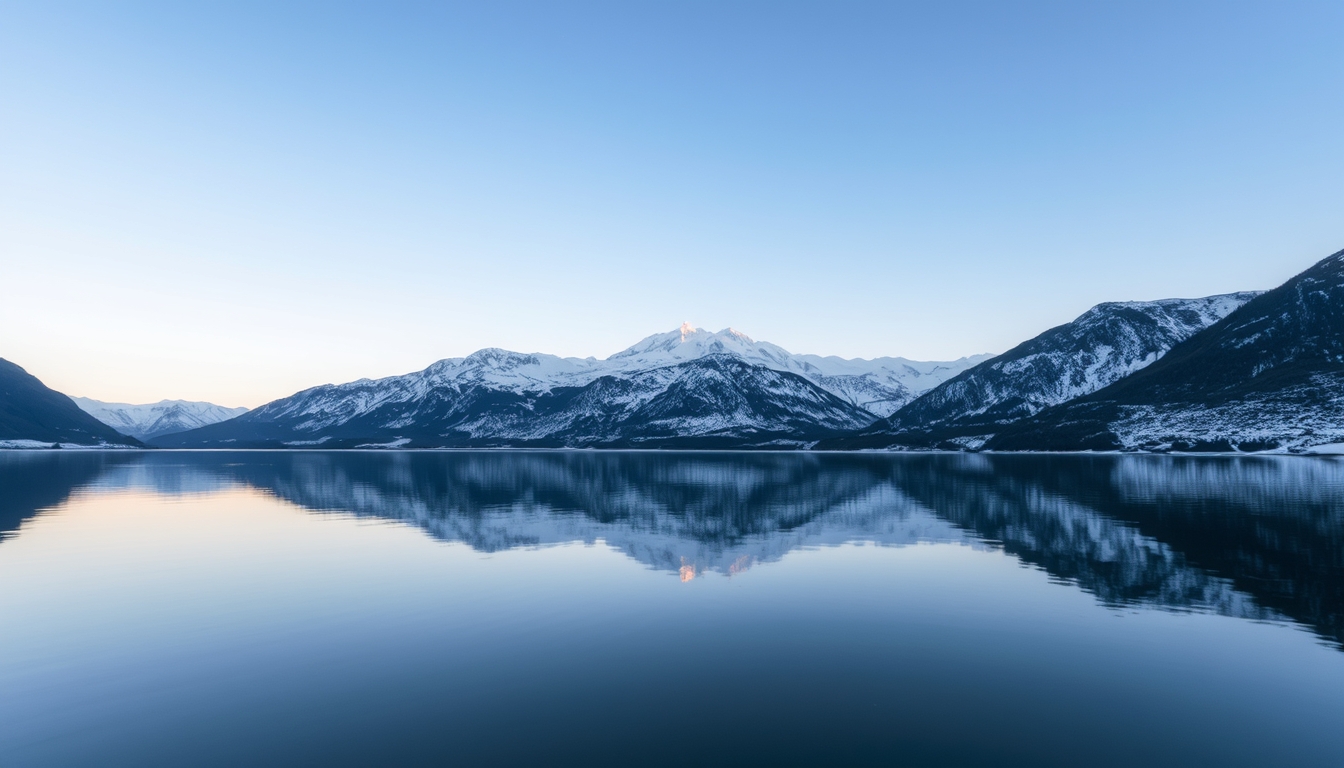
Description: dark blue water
xmin=1 ymin=451 xmax=1342 ymax=766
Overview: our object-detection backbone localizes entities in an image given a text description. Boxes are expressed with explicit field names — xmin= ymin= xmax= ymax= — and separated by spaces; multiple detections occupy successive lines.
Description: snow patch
xmin=0 ymin=439 xmax=59 ymax=449
xmin=0 ymin=440 xmax=137 ymax=450
xmin=1305 ymin=442 xmax=1344 ymax=455
xmin=356 ymin=438 xmax=413 ymax=449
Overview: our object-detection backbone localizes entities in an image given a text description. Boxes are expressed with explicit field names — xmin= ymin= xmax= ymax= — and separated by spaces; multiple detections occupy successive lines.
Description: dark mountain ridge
xmin=0 ymin=359 xmax=140 ymax=447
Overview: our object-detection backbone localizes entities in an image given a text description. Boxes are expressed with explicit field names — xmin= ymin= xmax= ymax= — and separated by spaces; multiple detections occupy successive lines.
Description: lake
xmin=1 ymin=450 xmax=1341 ymax=766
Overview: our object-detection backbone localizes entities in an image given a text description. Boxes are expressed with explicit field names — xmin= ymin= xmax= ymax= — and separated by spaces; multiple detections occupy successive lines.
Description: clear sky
xmin=2 ymin=1 xmax=1341 ymax=408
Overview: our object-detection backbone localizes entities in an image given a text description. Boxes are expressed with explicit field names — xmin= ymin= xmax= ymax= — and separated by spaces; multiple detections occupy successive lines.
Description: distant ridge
xmin=73 ymin=398 xmax=249 ymax=441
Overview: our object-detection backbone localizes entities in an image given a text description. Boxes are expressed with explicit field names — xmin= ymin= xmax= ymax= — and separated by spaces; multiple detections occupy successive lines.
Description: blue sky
xmin=2 ymin=1 xmax=1341 ymax=407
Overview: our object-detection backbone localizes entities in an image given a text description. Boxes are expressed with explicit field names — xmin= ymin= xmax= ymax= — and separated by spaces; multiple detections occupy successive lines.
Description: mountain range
xmin=150 ymin=326 xmax=987 ymax=449
xmin=72 ymin=398 xmax=249 ymax=441
xmin=3 ymin=248 xmax=1341 ymax=453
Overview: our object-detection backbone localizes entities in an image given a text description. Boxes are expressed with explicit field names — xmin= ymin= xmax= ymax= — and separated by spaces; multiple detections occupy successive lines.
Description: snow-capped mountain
xmin=154 ymin=354 xmax=879 ymax=448
xmin=297 ymin=323 xmax=982 ymax=419
xmin=990 ymin=249 xmax=1344 ymax=452
xmin=73 ymin=398 xmax=250 ymax=441
xmin=153 ymin=325 xmax=985 ymax=449
xmin=0 ymin=359 xmax=140 ymax=448
xmin=827 ymin=292 xmax=1260 ymax=449
xmin=609 ymin=324 xmax=990 ymax=416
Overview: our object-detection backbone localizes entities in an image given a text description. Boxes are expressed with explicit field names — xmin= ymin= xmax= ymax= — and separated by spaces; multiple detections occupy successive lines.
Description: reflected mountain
xmin=3 ymin=450 xmax=1341 ymax=648
xmin=103 ymin=451 xmax=974 ymax=578
xmin=0 ymin=451 xmax=136 ymax=540
xmin=891 ymin=455 xmax=1344 ymax=643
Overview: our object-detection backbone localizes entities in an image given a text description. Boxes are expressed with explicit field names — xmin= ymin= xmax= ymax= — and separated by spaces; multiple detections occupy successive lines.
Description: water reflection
xmin=2 ymin=450 xmax=1341 ymax=649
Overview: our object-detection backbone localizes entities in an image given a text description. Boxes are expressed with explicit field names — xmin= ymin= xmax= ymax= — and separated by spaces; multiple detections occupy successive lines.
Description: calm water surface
xmin=1 ymin=451 xmax=1342 ymax=766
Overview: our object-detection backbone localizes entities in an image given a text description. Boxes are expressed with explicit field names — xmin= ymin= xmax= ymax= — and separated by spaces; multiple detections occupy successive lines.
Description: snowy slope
xmin=991 ymin=249 xmax=1344 ymax=452
xmin=73 ymin=398 xmax=249 ymax=441
xmin=833 ymin=292 xmax=1259 ymax=449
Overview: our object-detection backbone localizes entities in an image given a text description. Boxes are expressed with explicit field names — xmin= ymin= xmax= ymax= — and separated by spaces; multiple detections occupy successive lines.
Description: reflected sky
xmin=1 ymin=451 xmax=1342 ymax=766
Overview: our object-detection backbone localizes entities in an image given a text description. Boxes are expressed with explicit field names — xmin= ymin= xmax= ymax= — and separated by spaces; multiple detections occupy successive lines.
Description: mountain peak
xmin=462 ymin=348 xmax=539 ymax=367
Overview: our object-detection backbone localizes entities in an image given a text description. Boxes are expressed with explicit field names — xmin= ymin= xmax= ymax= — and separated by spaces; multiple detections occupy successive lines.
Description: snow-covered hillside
xmin=73 ymin=398 xmax=249 ymax=441
xmin=991 ymin=249 xmax=1344 ymax=452
xmin=837 ymin=292 xmax=1259 ymax=449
